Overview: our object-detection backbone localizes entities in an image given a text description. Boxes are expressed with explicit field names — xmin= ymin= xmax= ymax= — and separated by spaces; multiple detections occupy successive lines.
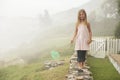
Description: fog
xmin=0 ymin=0 xmax=119 ymax=64
xmin=0 ymin=0 xmax=90 ymax=17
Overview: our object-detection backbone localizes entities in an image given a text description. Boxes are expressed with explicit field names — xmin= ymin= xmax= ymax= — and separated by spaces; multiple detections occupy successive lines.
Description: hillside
xmin=0 ymin=45 xmax=120 ymax=80
xmin=0 ymin=0 xmax=119 ymax=64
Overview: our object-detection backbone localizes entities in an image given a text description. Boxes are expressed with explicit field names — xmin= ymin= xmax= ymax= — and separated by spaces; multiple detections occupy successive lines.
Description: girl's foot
xmin=78 ymin=69 xmax=84 ymax=72
xmin=83 ymin=65 xmax=90 ymax=69
xmin=78 ymin=66 xmax=82 ymax=69
xmin=78 ymin=67 xmax=84 ymax=72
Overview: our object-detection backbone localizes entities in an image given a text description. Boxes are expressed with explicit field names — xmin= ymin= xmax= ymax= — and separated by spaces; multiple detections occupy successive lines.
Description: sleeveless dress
xmin=74 ymin=24 xmax=90 ymax=50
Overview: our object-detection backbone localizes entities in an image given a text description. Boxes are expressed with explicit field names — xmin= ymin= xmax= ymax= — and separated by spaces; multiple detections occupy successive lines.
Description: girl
xmin=71 ymin=9 xmax=92 ymax=72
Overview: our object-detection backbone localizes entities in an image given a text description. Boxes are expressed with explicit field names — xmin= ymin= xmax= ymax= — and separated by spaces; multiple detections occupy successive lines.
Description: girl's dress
xmin=74 ymin=24 xmax=90 ymax=50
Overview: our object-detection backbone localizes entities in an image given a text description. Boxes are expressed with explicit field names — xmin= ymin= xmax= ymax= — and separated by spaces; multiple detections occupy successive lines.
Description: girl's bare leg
xmin=82 ymin=62 xmax=85 ymax=68
xmin=78 ymin=62 xmax=85 ymax=69
xmin=78 ymin=62 xmax=83 ymax=69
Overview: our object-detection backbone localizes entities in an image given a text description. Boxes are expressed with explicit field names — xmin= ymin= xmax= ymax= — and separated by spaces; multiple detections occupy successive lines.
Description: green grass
xmin=87 ymin=56 xmax=120 ymax=80
xmin=0 ymin=44 xmax=120 ymax=80
xmin=0 ymin=43 xmax=73 ymax=80
xmin=39 ymin=60 xmax=69 ymax=80
xmin=0 ymin=62 xmax=44 ymax=80
xmin=0 ymin=56 xmax=70 ymax=80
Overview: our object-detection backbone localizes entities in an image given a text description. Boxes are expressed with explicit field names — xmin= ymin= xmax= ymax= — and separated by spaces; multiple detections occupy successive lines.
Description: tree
xmin=115 ymin=23 xmax=120 ymax=38
xmin=102 ymin=0 xmax=119 ymax=19
xmin=39 ymin=9 xmax=52 ymax=27
xmin=118 ymin=0 xmax=120 ymax=13
xmin=114 ymin=0 xmax=120 ymax=38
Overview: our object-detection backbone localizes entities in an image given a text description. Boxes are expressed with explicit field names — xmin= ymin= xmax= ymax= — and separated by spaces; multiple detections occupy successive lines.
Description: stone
xmin=44 ymin=60 xmax=65 ymax=70
xmin=83 ymin=66 xmax=90 ymax=69
xmin=65 ymin=74 xmax=76 ymax=80
xmin=76 ymin=76 xmax=84 ymax=80
xmin=66 ymin=54 xmax=93 ymax=80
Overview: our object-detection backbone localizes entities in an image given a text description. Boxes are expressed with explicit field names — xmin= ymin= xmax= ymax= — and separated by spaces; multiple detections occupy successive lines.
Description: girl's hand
xmin=70 ymin=39 xmax=74 ymax=44
xmin=87 ymin=39 xmax=92 ymax=44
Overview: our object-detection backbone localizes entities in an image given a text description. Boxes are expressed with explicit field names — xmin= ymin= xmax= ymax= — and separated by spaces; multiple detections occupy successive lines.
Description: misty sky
xmin=0 ymin=0 xmax=91 ymax=17
xmin=0 ymin=0 xmax=91 ymax=53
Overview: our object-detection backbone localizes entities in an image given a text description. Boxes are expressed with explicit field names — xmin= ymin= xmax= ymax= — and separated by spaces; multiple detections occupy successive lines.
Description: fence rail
xmin=89 ymin=37 xmax=120 ymax=54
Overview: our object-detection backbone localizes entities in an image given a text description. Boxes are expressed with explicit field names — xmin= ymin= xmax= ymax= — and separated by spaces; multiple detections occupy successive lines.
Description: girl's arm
xmin=71 ymin=23 xmax=78 ymax=42
xmin=87 ymin=22 xmax=92 ymax=40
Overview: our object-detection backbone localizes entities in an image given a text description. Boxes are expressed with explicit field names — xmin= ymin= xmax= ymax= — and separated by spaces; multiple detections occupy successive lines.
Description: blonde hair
xmin=76 ymin=9 xmax=88 ymax=27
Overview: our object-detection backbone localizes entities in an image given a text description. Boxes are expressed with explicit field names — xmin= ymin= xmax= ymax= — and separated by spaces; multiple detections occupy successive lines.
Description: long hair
xmin=76 ymin=9 xmax=88 ymax=27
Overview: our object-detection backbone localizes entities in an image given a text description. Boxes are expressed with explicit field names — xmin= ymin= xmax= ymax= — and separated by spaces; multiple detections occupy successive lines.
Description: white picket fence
xmin=89 ymin=37 xmax=120 ymax=55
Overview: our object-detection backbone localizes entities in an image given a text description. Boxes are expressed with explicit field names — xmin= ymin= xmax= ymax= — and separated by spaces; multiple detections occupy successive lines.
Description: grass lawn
xmin=38 ymin=55 xmax=120 ymax=80
xmin=0 ymin=56 xmax=70 ymax=80
xmin=0 ymin=56 xmax=120 ymax=80
xmin=39 ymin=59 xmax=69 ymax=80
xmin=0 ymin=43 xmax=120 ymax=80
xmin=87 ymin=56 xmax=120 ymax=80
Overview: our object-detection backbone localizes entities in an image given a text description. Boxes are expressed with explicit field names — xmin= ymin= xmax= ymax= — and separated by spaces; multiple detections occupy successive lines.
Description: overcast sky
xmin=0 ymin=0 xmax=91 ymax=17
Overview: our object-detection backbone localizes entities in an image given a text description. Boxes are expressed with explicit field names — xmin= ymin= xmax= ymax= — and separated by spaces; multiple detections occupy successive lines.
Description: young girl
xmin=71 ymin=9 xmax=92 ymax=72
